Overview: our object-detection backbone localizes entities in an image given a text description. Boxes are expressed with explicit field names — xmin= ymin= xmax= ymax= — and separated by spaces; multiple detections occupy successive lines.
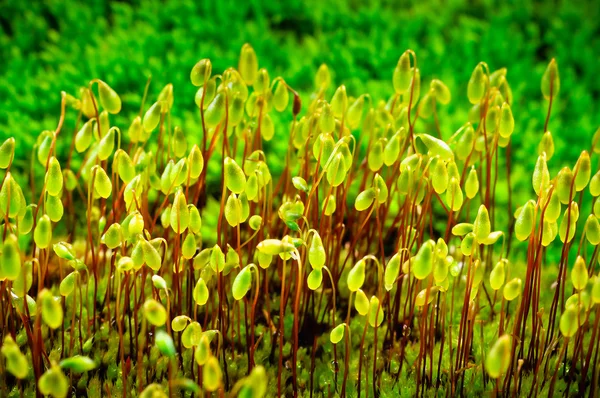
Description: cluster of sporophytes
xmin=1 ymin=44 xmax=600 ymax=398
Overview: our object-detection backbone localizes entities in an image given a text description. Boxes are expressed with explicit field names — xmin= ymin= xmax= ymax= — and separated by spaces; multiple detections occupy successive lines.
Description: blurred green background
xmin=1 ymin=0 xmax=599 ymax=218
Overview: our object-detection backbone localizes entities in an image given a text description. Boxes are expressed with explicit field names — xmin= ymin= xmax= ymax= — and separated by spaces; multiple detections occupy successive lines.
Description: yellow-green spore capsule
xmin=203 ymin=355 xmax=222 ymax=392
xmin=210 ymin=245 xmax=225 ymax=273
xmin=232 ymin=266 xmax=252 ymax=300
xmin=559 ymin=202 xmax=579 ymax=243
xmin=195 ymin=78 xmax=217 ymax=111
xmin=307 ymin=268 xmax=323 ymax=290
xmin=171 ymin=126 xmax=187 ymax=158
xmin=473 ymin=205 xmax=491 ymax=243
xmin=431 ymin=79 xmax=451 ymax=104
xmin=498 ymin=102 xmax=514 ymax=138
xmin=503 ymin=278 xmax=522 ymax=301
xmin=418 ymin=134 xmax=454 ymax=162
xmin=460 ymin=232 xmax=475 ymax=256
xmin=354 ymin=289 xmax=369 ymax=316
xmin=18 ymin=205 xmax=34 ymax=235
xmin=319 ymin=103 xmax=335 ymax=134
xmin=393 ymin=51 xmax=411 ymax=94
xmin=452 ymin=223 xmax=473 ymax=236
xmin=181 ymin=233 xmax=197 ymax=260
xmin=571 ymin=255 xmax=588 ymax=290
xmin=97 ymin=80 xmax=121 ymax=114
xmin=0 ymin=172 xmax=23 ymax=218
xmin=261 ymin=113 xmax=275 ymax=141
xmin=532 ymin=153 xmax=549 ymax=196
xmin=224 ymin=157 xmax=246 ymax=194
xmin=313 ymin=133 xmax=334 ymax=165
xmin=465 ymin=166 xmax=479 ymax=199
xmin=467 ymin=63 xmax=487 ymax=104
xmin=431 ymin=158 xmax=448 ymax=194
xmin=127 ymin=115 xmax=143 ymax=143
xmin=170 ymin=190 xmax=190 ymax=233
xmin=368 ymin=296 xmax=384 ymax=327
xmin=143 ymin=299 xmax=167 ymax=326
xmin=326 ymin=153 xmax=347 ymax=187
xmin=75 ymin=119 xmax=94 ymax=153
xmin=539 ymin=131 xmax=555 ymax=160
xmin=315 ymin=63 xmax=331 ymax=91
xmin=455 ymin=124 xmax=475 ymax=160
xmin=1 ymin=335 xmax=29 ymax=379
xmin=541 ymin=58 xmax=560 ymax=100
xmin=256 ymin=239 xmax=295 ymax=256
xmin=114 ymin=150 xmax=135 ymax=184
xmin=485 ymin=335 xmax=511 ymax=378
xmin=323 ymin=193 xmax=336 ymax=216
xmin=433 ymin=256 xmax=450 ymax=284
xmin=490 ymin=260 xmax=506 ymax=290
xmin=37 ymin=134 xmax=52 ymax=166
xmin=413 ymin=240 xmax=435 ymax=280
xmin=559 ymin=305 xmax=579 ymax=337
xmin=59 ymin=271 xmax=77 ymax=297
xmin=585 ymin=214 xmax=600 ymax=245
xmin=309 ymin=233 xmax=326 ymax=270
xmin=556 ymin=167 xmax=574 ymax=204
xmin=373 ymin=173 xmax=388 ymax=204
xmin=45 ymin=194 xmax=64 ymax=222
xmin=181 ymin=321 xmax=202 ymax=348
xmin=346 ymin=95 xmax=365 ymax=129
xmin=188 ymin=145 xmax=204 ymax=179
xmin=40 ymin=289 xmax=63 ymax=329
xmin=368 ymin=139 xmax=384 ymax=172
xmin=592 ymin=275 xmax=600 ymax=304
xmin=45 ymin=157 xmax=63 ymax=197
xmin=347 ymin=259 xmax=366 ymax=292
xmin=187 ymin=205 xmax=202 ymax=234
xmin=0 ymin=234 xmax=21 ymax=280
xmin=224 ymin=194 xmax=241 ymax=227
xmin=415 ymin=286 xmax=440 ymax=306
xmin=93 ymin=166 xmax=112 ymax=199
xmin=330 ymin=323 xmax=345 ymax=344
xmin=446 ymin=177 xmax=463 ymax=211
xmin=255 ymin=250 xmax=272 ymax=270
xmin=541 ymin=219 xmax=558 ymax=246
xmin=515 ymin=200 xmax=534 ymax=241
xmin=355 ymin=188 xmax=376 ymax=211
xmin=34 ymin=214 xmax=53 ymax=249
xmin=141 ymin=240 xmax=162 ymax=271
xmin=575 ymin=151 xmax=591 ymax=192
xmin=545 ymin=188 xmax=561 ymax=222
xmin=190 ymin=58 xmax=212 ymax=86
xmin=13 ymin=260 xmax=32 ymax=297
xmin=171 ymin=315 xmax=190 ymax=332
xmin=273 ymin=80 xmax=289 ymax=112
xmin=143 ymin=101 xmax=162 ymax=133
xmin=239 ymin=43 xmax=258 ymax=85
xmin=383 ymin=253 xmax=401 ymax=290
xmin=383 ymin=131 xmax=401 ymax=166
xmin=485 ymin=105 xmax=500 ymax=133
xmin=590 ymin=170 xmax=600 ymax=197
xmin=0 ymin=137 xmax=15 ymax=169
xmin=331 ymin=85 xmax=348 ymax=118
xmin=193 ymin=278 xmax=209 ymax=306
xmin=39 ymin=364 xmax=68 ymax=398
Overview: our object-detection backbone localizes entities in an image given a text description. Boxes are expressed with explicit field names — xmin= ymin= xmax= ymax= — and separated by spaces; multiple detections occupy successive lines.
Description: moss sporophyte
xmin=1 ymin=44 xmax=600 ymax=397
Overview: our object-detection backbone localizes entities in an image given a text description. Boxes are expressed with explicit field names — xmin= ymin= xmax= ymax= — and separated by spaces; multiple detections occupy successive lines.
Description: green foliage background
xmin=1 ymin=0 xmax=599 ymax=209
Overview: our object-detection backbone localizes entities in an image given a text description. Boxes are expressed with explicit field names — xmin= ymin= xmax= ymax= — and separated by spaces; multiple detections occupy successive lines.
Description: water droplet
xmin=330 ymin=360 xmax=340 ymax=373
xmin=402 ymin=324 xmax=411 ymax=337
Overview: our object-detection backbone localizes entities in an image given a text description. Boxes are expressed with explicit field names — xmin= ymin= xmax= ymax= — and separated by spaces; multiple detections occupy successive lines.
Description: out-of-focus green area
xmin=1 ymin=0 xmax=599 ymax=195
